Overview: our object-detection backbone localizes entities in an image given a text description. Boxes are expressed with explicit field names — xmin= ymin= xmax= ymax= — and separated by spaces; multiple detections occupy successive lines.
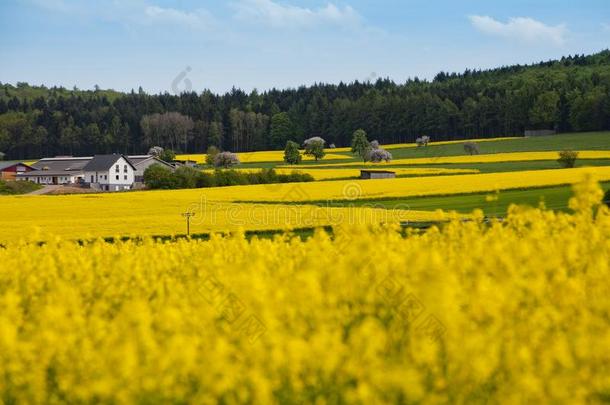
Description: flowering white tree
xmin=303 ymin=137 xmax=326 ymax=161
xmin=147 ymin=146 xmax=164 ymax=157
xmin=367 ymin=148 xmax=393 ymax=163
xmin=213 ymin=151 xmax=240 ymax=168
xmin=363 ymin=139 xmax=392 ymax=163
xmin=416 ymin=136 xmax=430 ymax=147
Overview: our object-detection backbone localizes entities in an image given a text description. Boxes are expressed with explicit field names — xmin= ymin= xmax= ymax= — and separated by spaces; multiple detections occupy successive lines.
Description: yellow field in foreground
xmin=177 ymin=151 xmax=350 ymax=164
xmin=286 ymin=150 xmax=610 ymax=168
xmin=3 ymin=167 xmax=607 ymax=241
xmin=0 ymin=181 xmax=608 ymax=403
xmin=208 ymin=167 xmax=479 ymax=180
xmin=0 ymin=196 xmax=441 ymax=243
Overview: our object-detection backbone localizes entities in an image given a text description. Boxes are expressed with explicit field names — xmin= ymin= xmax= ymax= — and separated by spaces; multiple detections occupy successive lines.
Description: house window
xmin=115 ymin=165 xmax=119 ymax=173
xmin=124 ymin=165 xmax=128 ymax=173
xmin=91 ymin=175 xmax=94 ymax=183
xmin=116 ymin=175 xmax=119 ymax=180
xmin=124 ymin=175 xmax=127 ymax=180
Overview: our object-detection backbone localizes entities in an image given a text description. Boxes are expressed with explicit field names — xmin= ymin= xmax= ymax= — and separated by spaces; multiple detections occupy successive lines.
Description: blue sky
xmin=1 ymin=0 xmax=608 ymax=94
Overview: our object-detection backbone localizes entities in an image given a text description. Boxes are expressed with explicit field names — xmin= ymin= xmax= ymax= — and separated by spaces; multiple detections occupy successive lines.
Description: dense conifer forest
xmin=1 ymin=50 xmax=609 ymax=159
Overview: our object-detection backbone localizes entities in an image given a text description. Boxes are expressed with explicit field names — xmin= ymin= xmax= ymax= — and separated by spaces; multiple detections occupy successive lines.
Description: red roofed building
xmin=0 ymin=162 xmax=34 ymax=181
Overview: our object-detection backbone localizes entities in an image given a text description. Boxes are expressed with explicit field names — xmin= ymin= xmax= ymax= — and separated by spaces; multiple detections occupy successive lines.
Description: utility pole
xmin=181 ymin=212 xmax=195 ymax=236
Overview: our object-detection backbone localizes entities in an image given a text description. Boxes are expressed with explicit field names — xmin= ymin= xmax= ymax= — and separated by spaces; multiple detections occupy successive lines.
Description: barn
xmin=0 ymin=162 xmax=34 ymax=181
xmin=360 ymin=169 xmax=396 ymax=179
xmin=17 ymin=156 xmax=90 ymax=185
xmin=127 ymin=155 xmax=176 ymax=186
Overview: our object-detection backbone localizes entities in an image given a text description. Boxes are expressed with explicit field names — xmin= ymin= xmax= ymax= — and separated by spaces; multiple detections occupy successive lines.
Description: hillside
xmin=1 ymin=50 xmax=609 ymax=160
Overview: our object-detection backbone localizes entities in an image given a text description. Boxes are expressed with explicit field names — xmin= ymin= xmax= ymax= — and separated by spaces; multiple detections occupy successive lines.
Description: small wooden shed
xmin=360 ymin=169 xmax=396 ymax=180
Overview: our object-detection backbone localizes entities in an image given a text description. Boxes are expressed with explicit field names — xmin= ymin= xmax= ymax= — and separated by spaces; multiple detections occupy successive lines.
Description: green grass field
xmin=317 ymin=183 xmax=610 ymax=216
xmin=387 ymin=158 xmax=610 ymax=174
xmin=380 ymin=131 xmax=610 ymax=159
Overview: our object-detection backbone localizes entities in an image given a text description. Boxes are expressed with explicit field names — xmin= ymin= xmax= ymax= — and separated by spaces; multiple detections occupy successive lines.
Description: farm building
xmin=17 ymin=157 xmax=90 ymax=185
xmin=83 ymin=154 xmax=136 ymax=191
xmin=128 ymin=155 xmax=176 ymax=185
xmin=172 ymin=159 xmax=197 ymax=168
xmin=17 ymin=154 xmax=177 ymax=190
xmin=0 ymin=162 xmax=34 ymax=181
xmin=360 ymin=169 xmax=396 ymax=179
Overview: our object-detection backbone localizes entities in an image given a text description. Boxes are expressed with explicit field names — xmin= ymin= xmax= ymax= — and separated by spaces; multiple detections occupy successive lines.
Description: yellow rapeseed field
xmin=2 ymin=167 xmax=610 ymax=242
xmin=0 ymin=194 xmax=441 ymax=243
xmin=204 ymin=167 xmax=610 ymax=202
xmin=0 ymin=178 xmax=608 ymax=403
xmin=278 ymin=167 xmax=479 ymax=180
xmin=209 ymin=167 xmax=479 ymax=180
xmin=288 ymin=150 xmax=610 ymax=168
xmin=177 ymin=151 xmax=351 ymax=164
xmin=381 ymin=136 xmax=521 ymax=150
xmin=177 ymin=137 xmax=520 ymax=161
xmin=329 ymin=137 xmax=521 ymax=152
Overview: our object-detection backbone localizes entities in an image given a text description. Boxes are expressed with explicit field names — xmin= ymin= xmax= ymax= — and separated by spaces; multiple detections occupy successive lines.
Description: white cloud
xmin=143 ymin=5 xmax=215 ymax=29
xmin=25 ymin=1 xmax=216 ymax=30
xmin=232 ymin=0 xmax=362 ymax=29
xmin=469 ymin=15 xmax=567 ymax=46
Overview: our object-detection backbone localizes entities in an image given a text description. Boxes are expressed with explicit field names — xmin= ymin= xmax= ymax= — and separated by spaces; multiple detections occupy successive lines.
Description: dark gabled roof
xmin=126 ymin=155 xmax=153 ymax=165
xmin=0 ymin=161 xmax=34 ymax=171
xmin=82 ymin=154 xmax=136 ymax=171
xmin=127 ymin=155 xmax=175 ymax=170
xmin=32 ymin=157 xmax=91 ymax=172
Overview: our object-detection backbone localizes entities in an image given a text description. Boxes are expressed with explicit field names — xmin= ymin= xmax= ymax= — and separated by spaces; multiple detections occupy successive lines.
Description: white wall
xmin=18 ymin=174 xmax=82 ymax=185
xmin=84 ymin=156 xmax=135 ymax=190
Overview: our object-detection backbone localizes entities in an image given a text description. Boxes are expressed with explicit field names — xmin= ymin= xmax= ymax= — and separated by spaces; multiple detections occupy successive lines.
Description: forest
xmin=1 ymin=50 xmax=609 ymax=160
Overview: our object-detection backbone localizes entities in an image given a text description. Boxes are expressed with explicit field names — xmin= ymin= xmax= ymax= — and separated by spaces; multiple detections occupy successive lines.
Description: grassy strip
xmin=315 ymin=183 xmax=610 ymax=216
xmin=80 ymin=222 xmax=446 ymax=245
xmin=0 ymin=180 xmax=41 ymax=195
xmin=309 ymin=171 xmax=480 ymax=182
xmin=281 ymin=159 xmax=610 ymax=172
xmin=236 ymin=182 xmax=610 ymax=216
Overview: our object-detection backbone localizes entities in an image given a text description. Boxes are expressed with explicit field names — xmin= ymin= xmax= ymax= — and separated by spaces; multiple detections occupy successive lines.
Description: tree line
xmin=1 ymin=50 xmax=609 ymax=160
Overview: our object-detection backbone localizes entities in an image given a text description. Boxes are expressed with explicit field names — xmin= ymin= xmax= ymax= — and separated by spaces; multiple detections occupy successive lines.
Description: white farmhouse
xmin=83 ymin=154 xmax=136 ymax=191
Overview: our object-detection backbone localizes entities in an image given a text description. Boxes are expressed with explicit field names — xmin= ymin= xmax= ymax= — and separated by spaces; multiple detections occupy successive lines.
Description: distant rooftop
xmin=33 ymin=157 xmax=92 ymax=172
xmin=39 ymin=156 xmax=92 ymax=161
xmin=0 ymin=161 xmax=33 ymax=171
